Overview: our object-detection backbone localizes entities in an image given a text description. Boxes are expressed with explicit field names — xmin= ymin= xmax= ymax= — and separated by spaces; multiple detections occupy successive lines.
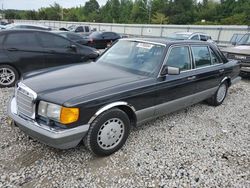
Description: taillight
xmin=88 ymin=38 xmax=94 ymax=44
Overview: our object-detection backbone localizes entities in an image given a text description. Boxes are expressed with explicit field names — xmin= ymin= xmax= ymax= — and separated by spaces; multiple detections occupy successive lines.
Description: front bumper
xmin=240 ymin=63 xmax=250 ymax=74
xmin=8 ymin=97 xmax=90 ymax=149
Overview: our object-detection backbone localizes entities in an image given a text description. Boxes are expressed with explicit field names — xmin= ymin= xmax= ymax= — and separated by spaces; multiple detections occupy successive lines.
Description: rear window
xmin=200 ymin=35 xmax=208 ymax=41
xmin=89 ymin=32 xmax=102 ymax=38
xmin=85 ymin=26 xmax=90 ymax=32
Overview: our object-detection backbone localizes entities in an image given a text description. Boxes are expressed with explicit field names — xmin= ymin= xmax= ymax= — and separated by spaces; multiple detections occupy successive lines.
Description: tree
xmin=84 ymin=0 xmax=100 ymax=16
xmin=151 ymin=12 xmax=169 ymax=24
xmin=131 ymin=0 xmax=148 ymax=23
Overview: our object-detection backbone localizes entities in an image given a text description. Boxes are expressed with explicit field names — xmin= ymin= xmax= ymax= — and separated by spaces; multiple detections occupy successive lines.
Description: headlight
xmin=38 ymin=101 xmax=79 ymax=124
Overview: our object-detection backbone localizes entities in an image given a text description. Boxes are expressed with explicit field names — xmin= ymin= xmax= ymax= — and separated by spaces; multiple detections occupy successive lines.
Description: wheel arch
xmin=88 ymin=101 xmax=137 ymax=127
xmin=0 ymin=63 xmax=20 ymax=78
xmin=221 ymin=76 xmax=231 ymax=87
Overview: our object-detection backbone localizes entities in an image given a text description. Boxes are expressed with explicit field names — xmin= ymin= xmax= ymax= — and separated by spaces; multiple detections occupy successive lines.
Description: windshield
xmin=238 ymin=34 xmax=250 ymax=45
xmin=67 ymin=25 xmax=76 ymax=31
xmin=97 ymin=40 xmax=165 ymax=75
xmin=167 ymin=33 xmax=190 ymax=40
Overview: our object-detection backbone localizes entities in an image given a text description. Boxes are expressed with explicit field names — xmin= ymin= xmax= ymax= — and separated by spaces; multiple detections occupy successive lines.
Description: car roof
xmin=0 ymin=29 xmax=58 ymax=36
xmin=174 ymin=31 xmax=209 ymax=36
xmin=52 ymin=31 xmax=78 ymax=34
xmin=6 ymin=23 xmax=50 ymax=29
xmin=122 ymin=37 xmax=211 ymax=46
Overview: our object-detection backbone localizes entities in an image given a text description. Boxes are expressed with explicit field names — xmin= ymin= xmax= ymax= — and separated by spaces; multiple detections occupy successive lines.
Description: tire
xmin=84 ymin=108 xmax=130 ymax=156
xmin=0 ymin=65 xmax=19 ymax=88
xmin=207 ymin=81 xmax=228 ymax=106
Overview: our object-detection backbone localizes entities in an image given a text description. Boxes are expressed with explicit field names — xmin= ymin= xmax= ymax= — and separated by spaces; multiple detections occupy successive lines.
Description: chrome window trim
xmin=157 ymin=44 xmax=193 ymax=78
xmin=120 ymin=38 xmax=167 ymax=47
xmin=190 ymin=45 xmax=212 ymax=69
xmin=209 ymin=47 xmax=223 ymax=65
xmin=158 ymin=44 xmax=225 ymax=77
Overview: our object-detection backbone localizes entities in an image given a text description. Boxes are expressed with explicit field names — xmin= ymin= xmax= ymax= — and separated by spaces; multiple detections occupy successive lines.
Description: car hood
xmin=22 ymin=63 xmax=148 ymax=106
xmin=221 ymin=45 xmax=250 ymax=55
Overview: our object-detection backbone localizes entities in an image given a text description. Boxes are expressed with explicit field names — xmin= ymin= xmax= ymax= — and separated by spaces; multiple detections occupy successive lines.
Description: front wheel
xmin=84 ymin=108 xmax=130 ymax=156
xmin=0 ymin=65 xmax=19 ymax=88
xmin=207 ymin=81 xmax=228 ymax=106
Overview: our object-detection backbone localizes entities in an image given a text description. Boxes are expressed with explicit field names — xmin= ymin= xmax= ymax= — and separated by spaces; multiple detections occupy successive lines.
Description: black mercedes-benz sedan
xmin=8 ymin=38 xmax=241 ymax=156
xmin=0 ymin=30 xmax=99 ymax=87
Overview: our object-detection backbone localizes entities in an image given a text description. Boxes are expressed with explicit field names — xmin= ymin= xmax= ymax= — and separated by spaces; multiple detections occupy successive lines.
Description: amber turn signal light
xmin=60 ymin=107 xmax=79 ymax=124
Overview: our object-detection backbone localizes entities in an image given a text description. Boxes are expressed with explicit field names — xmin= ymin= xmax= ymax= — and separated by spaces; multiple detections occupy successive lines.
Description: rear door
xmin=37 ymin=32 xmax=85 ymax=67
xmin=190 ymin=45 xmax=225 ymax=93
xmin=3 ymin=31 xmax=45 ymax=73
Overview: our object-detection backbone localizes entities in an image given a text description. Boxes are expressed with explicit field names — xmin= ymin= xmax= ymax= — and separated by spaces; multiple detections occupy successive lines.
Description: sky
xmin=0 ymin=0 xmax=108 ymax=10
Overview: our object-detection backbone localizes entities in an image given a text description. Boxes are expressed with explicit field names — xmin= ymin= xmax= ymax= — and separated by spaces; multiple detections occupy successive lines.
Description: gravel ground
xmin=0 ymin=79 xmax=249 ymax=188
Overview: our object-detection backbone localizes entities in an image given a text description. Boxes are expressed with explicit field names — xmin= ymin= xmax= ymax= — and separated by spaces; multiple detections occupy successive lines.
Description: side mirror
xmin=68 ymin=44 xmax=77 ymax=52
xmin=160 ymin=65 xmax=180 ymax=76
xmin=232 ymin=41 xmax=236 ymax=46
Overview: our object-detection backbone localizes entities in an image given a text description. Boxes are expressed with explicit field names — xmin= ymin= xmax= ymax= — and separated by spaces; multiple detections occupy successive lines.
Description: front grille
xmin=16 ymin=83 xmax=36 ymax=119
xmin=228 ymin=53 xmax=250 ymax=63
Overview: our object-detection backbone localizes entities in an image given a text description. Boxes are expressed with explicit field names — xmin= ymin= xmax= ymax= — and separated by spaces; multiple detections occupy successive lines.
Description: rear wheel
xmin=207 ymin=81 xmax=228 ymax=106
xmin=0 ymin=65 xmax=18 ymax=87
xmin=85 ymin=108 xmax=130 ymax=156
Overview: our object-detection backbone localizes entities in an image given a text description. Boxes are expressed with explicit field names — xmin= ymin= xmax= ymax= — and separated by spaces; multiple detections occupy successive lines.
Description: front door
xmin=155 ymin=45 xmax=198 ymax=116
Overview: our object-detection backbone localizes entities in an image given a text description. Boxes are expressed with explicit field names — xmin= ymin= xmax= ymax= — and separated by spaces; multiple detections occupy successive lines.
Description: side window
xmin=191 ymin=35 xmax=199 ymax=40
xmin=67 ymin=33 xmax=82 ymax=41
xmin=75 ymin=26 xmax=83 ymax=32
xmin=0 ymin=35 xmax=5 ymax=44
xmin=200 ymin=35 xmax=207 ymax=41
xmin=103 ymin=32 xmax=113 ymax=39
xmin=166 ymin=46 xmax=191 ymax=71
xmin=5 ymin=32 xmax=39 ymax=48
xmin=191 ymin=46 xmax=211 ymax=68
xmin=85 ymin=26 xmax=90 ymax=32
xmin=38 ymin=33 xmax=70 ymax=48
xmin=210 ymin=48 xmax=221 ymax=64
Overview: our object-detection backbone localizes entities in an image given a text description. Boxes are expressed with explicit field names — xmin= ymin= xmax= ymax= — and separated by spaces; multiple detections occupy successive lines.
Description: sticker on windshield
xmin=136 ymin=43 xmax=154 ymax=49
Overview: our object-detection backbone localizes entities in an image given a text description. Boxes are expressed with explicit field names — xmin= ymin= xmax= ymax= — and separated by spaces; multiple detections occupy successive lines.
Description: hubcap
xmin=97 ymin=118 xmax=125 ymax=150
xmin=217 ymin=84 xmax=227 ymax=103
xmin=0 ymin=68 xmax=15 ymax=86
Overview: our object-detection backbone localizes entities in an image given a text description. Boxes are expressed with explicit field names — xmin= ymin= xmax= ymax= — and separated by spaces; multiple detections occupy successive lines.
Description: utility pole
xmin=148 ymin=0 xmax=152 ymax=24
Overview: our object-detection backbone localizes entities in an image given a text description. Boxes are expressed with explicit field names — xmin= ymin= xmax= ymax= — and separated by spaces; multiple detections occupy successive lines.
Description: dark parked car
xmin=0 ymin=30 xmax=99 ymax=87
xmin=8 ymin=39 xmax=240 ymax=156
xmin=83 ymin=31 xmax=121 ymax=49
xmin=53 ymin=31 xmax=88 ymax=46
xmin=221 ymin=33 xmax=250 ymax=77
xmin=5 ymin=24 xmax=52 ymax=31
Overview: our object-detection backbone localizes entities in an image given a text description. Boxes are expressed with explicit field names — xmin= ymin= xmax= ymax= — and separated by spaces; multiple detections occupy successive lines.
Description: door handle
xmin=187 ymin=76 xmax=196 ymax=80
xmin=7 ymin=48 xmax=18 ymax=51
xmin=219 ymin=69 xmax=225 ymax=73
